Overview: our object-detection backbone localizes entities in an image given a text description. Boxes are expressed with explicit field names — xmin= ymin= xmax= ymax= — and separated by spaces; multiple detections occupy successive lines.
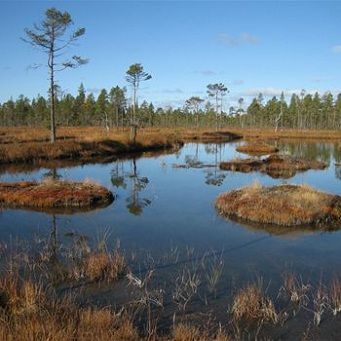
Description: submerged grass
xmin=0 ymin=239 xmax=340 ymax=340
xmin=172 ymin=323 xmax=231 ymax=341
xmin=215 ymin=184 xmax=341 ymax=227
xmin=330 ymin=278 xmax=341 ymax=316
xmin=0 ymin=274 xmax=139 ymax=341
xmin=231 ymin=282 xmax=278 ymax=324
xmin=84 ymin=250 xmax=126 ymax=282
xmin=0 ymin=179 xmax=114 ymax=209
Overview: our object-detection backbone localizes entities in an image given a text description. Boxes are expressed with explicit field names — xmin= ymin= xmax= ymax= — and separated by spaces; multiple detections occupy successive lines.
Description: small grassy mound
xmin=215 ymin=183 xmax=341 ymax=227
xmin=199 ymin=131 xmax=242 ymax=142
xmin=236 ymin=142 xmax=279 ymax=155
xmin=220 ymin=154 xmax=327 ymax=178
xmin=0 ymin=180 xmax=114 ymax=209
xmin=183 ymin=130 xmax=242 ymax=143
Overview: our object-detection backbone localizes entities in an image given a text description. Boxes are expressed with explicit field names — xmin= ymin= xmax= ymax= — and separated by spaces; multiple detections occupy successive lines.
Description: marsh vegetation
xmin=0 ymin=139 xmax=340 ymax=339
xmin=0 ymin=234 xmax=340 ymax=340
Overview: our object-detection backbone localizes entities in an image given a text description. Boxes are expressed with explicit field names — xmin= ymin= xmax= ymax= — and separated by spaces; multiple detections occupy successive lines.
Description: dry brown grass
xmin=1 ymin=244 xmax=341 ymax=340
xmin=84 ymin=251 xmax=126 ymax=282
xmin=76 ymin=308 xmax=139 ymax=341
xmin=279 ymin=272 xmax=311 ymax=315
xmin=2 ymin=126 xmax=341 ymax=144
xmin=0 ymin=126 xmax=172 ymax=144
xmin=0 ymin=127 xmax=240 ymax=166
xmin=173 ymin=323 xmax=202 ymax=341
xmin=215 ymin=184 xmax=341 ymax=227
xmin=0 ymin=179 xmax=113 ymax=209
xmin=236 ymin=142 xmax=279 ymax=155
xmin=2 ymin=126 xmax=341 ymax=166
xmin=0 ymin=269 xmax=138 ymax=341
xmin=0 ymin=303 xmax=139 ymax=341
xmin=0 ymin=127 xmax=183 ymax=165
xmin=231 ymin=283 xmax=278 ymax=324
xmin=172 ymin=323 xmax=231 ymax=341
xmin=220 ymin=154 xmax=327 ymax=179
xmin=180 ymin=130 xmax=242 ymax=143
xmin=330 ymin=278 xmax=341 ymax=316
xmin=0 ymin=275 xmax=44 ymax=315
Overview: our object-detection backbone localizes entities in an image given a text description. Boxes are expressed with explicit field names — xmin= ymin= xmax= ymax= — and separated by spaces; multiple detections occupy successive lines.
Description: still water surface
xmin=1 ymin=140 xmax=341 ymax=289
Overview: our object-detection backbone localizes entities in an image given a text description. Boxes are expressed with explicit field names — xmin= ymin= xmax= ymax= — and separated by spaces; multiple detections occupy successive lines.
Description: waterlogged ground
xmin=1 ymin=140 xmax=341 ymax=337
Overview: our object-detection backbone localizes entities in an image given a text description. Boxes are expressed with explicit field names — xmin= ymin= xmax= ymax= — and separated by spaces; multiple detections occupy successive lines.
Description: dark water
xmin=1 ymin=140 xmax=341 ymax=335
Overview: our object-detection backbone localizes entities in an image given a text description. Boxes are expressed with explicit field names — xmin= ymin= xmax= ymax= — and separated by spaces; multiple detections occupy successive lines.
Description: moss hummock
xmin=0 ymin=180 xmax=114 ymax=209
xmin=215 ymin=184 xmax=341 ymax=227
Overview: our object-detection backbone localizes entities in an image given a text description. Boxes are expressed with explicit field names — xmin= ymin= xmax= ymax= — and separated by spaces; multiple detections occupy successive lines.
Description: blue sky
xmin=1 ymin=1 xmax=341 ymax=109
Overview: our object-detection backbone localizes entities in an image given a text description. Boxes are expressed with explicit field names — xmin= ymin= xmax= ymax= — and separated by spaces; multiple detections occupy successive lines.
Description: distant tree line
xmin=234 ymin=91 xmax=341 ymax=130
xmin=2 ymin=86 xmax=341 ymax=130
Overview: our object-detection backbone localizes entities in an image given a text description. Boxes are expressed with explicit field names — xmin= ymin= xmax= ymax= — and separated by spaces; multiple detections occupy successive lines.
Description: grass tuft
xmin=231 ymin=283 xmax=278 ymax=324
xmin=84 ymin=251 xmax=126 ymax=282
xmin=329 ymin=278 xmax=341 ymax=316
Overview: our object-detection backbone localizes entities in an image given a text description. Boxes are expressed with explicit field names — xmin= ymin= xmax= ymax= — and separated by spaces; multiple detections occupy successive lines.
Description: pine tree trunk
xmin=215 ymin=94 xmax=219 ymax=131
xmin=49 ymin=28 xmax=56 ymax=143
xmin=49 ymin=57 xmax=56 ymax=143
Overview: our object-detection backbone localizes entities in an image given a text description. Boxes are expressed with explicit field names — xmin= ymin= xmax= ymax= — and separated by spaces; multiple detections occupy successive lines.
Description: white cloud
xmin=240 ymin=33 xmax=260 ymax=45
xmin=217 ymin=32 xmax=260 ymax=46
xmin=233 ymin=79 xmax=244 ymax=85
xmin=161 ymin=88 xmax=184 ymax=94
xmin=153 ymin=99 xmax=185 ymax=108
xmin=86 ymin=87 xmax=101 ymax=94
xmin=241 ymin=87 xmax=321 ymax=98
xmin=332 ymin=45 xmax=341 ymax=53
xmin=217 ymin=33 xmax=238 ymax=46
xmin=310 ymin=76 xmax=333 ymax=83
xmin=194 ymin=70 xmax=217 ymax=76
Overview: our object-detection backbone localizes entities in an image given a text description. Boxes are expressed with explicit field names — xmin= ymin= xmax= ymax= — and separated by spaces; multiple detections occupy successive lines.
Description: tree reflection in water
xmin=204 ymin=144 xmax=226 ymax=186
xmin=43 ymin=168 xmax=62 ymax=180
xmin=41 ymin=214 xmax=67 ymax=283
xmin=111 ymin=158 xmax=151 ymax=215
xmin=335 ymin=164 xmax=341 ymax=181
xmin=278 ymin=141 xmax=334 ymax=163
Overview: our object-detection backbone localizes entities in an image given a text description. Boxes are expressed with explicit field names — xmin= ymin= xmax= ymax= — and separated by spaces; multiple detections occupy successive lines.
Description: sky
xmin=1 ymin=0 xmax=341 ymax=109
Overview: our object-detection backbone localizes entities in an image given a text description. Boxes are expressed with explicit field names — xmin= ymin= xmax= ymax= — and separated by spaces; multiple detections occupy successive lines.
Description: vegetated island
xmin=0 ymin=180 xmax=114 ymax=210
xmin=215 ymin=183 xmax=341 ymax=228
xmin=220 ymin=154 xmax=327 ymax=178
xmin=236 ymin=142 xmax=279 ymax=155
